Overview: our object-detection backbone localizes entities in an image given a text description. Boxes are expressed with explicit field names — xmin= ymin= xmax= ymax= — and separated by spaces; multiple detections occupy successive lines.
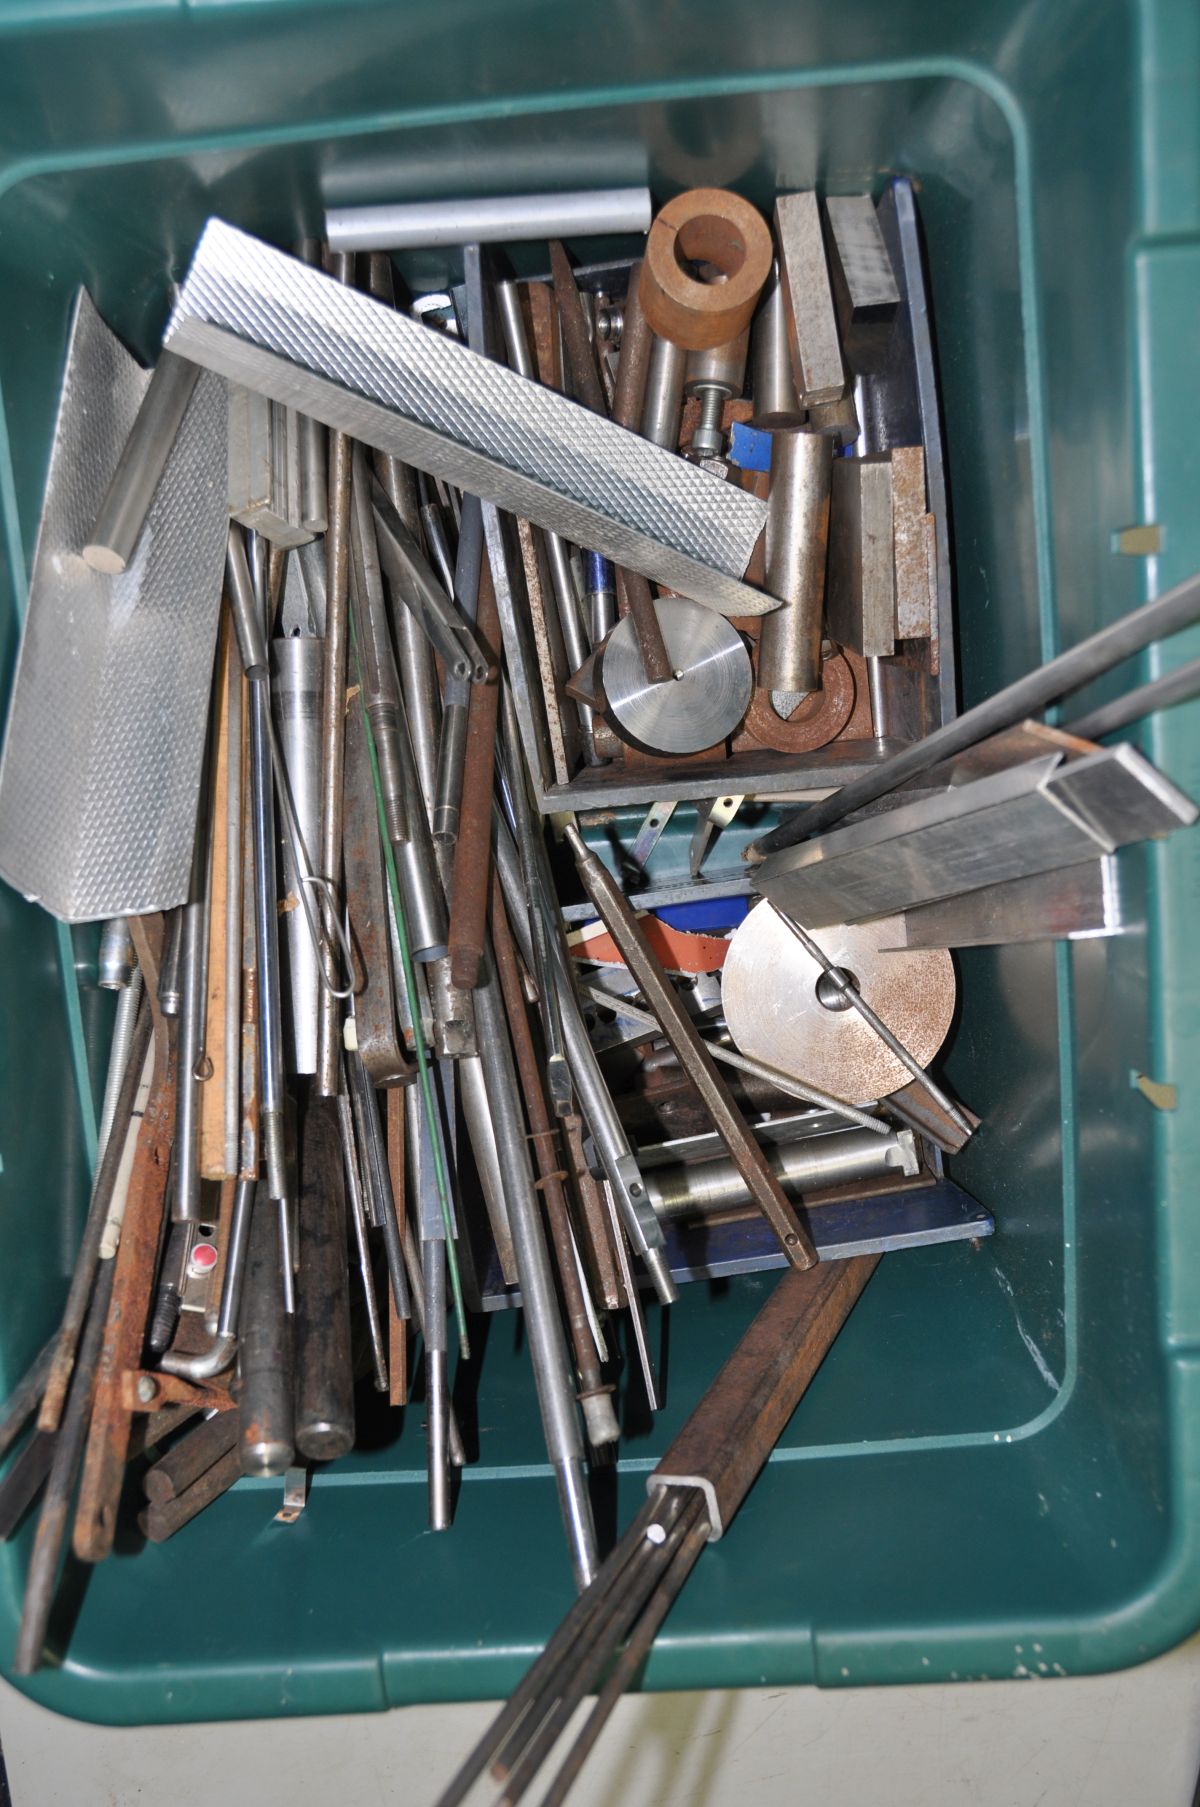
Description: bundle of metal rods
xmin=1 ymin=183 xmax=1199 ymax=1795
xmin=0 ymin=233 xmax=923 ymax=1677
xmin=437 ymin=1256 xmax=880 ymax=1807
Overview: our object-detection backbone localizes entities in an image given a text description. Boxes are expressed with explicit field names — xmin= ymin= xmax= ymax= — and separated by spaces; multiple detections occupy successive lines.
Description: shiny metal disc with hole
xmin=721 ymin=903 xmax=956 ymax=1103
xmin=599 ymin=596 xmax=752 ymax=754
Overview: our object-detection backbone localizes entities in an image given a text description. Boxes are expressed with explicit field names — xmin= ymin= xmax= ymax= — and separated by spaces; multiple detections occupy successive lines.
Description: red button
xmin=189 ymin=1242 xmax=219 ymax=1275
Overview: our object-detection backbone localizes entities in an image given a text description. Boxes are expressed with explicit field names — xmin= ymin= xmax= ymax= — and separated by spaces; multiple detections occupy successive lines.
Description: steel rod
xmin=82 ymin=351 xmax=200 ymax=573
xmin=315 ymin=250 xmax=356 ymax=1091
xmin=751 ymin=567 xmax=1200 ymax=859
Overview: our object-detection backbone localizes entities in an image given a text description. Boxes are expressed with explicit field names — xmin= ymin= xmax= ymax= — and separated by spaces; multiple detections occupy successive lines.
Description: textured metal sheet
xmin=166 ymin=221 xmax=771 ymax=617
xmin=0 ymin=292 xmax=229 ymax=921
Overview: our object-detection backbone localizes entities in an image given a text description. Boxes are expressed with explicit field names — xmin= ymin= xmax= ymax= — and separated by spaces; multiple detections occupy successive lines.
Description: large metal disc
xmin=721 ymin=903 xmax=956 ymax=1103
xmin=599 ymin=596 xmax=752 ymax=755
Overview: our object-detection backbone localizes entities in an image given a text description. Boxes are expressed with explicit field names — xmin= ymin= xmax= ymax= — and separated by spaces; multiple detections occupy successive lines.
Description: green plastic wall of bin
xmin=0 ymin=0 xmax=1199 ymax=1727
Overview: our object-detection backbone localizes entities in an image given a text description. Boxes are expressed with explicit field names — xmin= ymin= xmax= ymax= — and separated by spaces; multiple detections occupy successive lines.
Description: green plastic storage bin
xmin=2 ymin=0 xmax=1199 ymax=1728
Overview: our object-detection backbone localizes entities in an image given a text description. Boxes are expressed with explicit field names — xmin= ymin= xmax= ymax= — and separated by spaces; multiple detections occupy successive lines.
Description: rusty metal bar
xmin=562 ymin=825 xmax=819 ymax=1272
xmin=142 ymin=1412 xmax=238 ymax=1506
xmin=448 ymin=560 xmax=501 ymax=990
xmin=39 ymin=997 xmax=153 ymax=1434
xmin=74 ymin=1034 xmax=177 ymax=1562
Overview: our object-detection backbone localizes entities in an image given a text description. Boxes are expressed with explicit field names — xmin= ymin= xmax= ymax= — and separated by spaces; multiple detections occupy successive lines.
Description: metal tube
xmin=424 ymin=1237 xmax=451 ymax=1531
xmin=391 ymin=698 xmax=449 ymax=962
xmin=751 ymin=565 xmax=1200 ymax=860
xmin=157 ymin=908 xmax=183 ymax=1016
xmin=433 ymin=701 xmax=469 ymax=845
xmin=645 ymin=1125 xmax=916 ymax=1221
xmin=458 ymin=1052 xmax=516 ymax=1282
xmin=271 ymin=637 xmax=325 ymax=1073
xmin=315 ymin=252 xmax=356 ymax=1093
xmin=640 ymin=336 xmax=686 ymax=449
xmin=749 ymin=263 xmax=806 ymax=430
xmin=326 ymin=187 xmax=652 ymax=254
xmin=97 ymin=918 xmax=134 ymax=990
xmin=585 ymin=552 xmax=617 ymax=646
xmin=237 ymin=1182 xmax=295 ymax=1476
xmin=246 ymin=604 xmax=288 ymax=1205
xmin=96 ymin=970 xmax=144 ymax=1162
xmin=758 ymin=428 xmax=832 ymax=694
xmin=366 ymin=258 xmax=449 ymax=810
xmin=474 ymin=952 xmax=597 ymax=1588
xmin=294 ymin=1098 xmax=355 ymax=1461
xmin=82 ymin=351 xmax=199 ymax=573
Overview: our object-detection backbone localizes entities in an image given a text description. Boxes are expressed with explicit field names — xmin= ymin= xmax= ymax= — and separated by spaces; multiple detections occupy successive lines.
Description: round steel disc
xmin=721 ymin=903 xmax=957 ymax=1103
xmin=600 ymin=597 xmax=752 ymax=755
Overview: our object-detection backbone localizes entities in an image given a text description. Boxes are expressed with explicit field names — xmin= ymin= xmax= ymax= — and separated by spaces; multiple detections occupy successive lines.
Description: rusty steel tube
xmin=447 ymin=560 xmax=501 ymax=989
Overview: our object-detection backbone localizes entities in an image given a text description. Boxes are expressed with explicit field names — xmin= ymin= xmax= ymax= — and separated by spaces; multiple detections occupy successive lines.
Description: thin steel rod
xmin=1066 ymin=655 xmax=1200 ymax=741
xmin=490 ymin=880 xmax=615 ymax=1447
xmin=576 ymin=984 xmax=890 ymax=1136
xmin=433 ymin=1496 xmax=663 ymax=1807
xmin=538 ymin=1498 xmax=711 ymax=1807
xmin=0 ymin=1337 xmax=55 ymax=1466
xmin=13 ymin=1260 xmax=115 ymax=1673
xmin=315 ymin=249 xmax=356 ymax=1091
xmin=770 ymin=904 xmax=973 ymax=1136
xmin=751 ymin=566 xmax=1200 ymax=859
xmin=336 ymin=1089 xmax=389 ymax=1392
xmin=493 ymin=1496 xmax=700 ymax=1802
xmin=38 ymin=1000 xmax=151 ymax=1433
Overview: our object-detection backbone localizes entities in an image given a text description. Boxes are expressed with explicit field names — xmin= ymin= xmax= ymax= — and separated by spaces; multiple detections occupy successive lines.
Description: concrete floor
xmin=3 ymin=1634 xmax=1200 ymax=1806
